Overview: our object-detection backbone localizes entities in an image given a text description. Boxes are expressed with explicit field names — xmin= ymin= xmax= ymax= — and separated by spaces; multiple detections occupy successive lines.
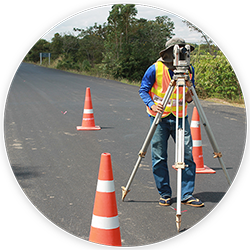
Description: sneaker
xmin=159 ymin=196 xmax=171 ymax=206
xmin=181 ymin=196 xmax=204 ymax=207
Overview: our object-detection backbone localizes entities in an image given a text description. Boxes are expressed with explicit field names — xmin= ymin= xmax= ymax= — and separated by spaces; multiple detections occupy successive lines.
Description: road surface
xmin=4 ymin=63 xmax=246 ymax=246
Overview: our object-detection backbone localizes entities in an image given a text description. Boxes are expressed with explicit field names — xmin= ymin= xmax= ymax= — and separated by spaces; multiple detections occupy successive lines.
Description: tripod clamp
xmin=174 ymin=162 xmax=188 ymax=169
xmin=138 ymin=150 xmax=146 ymax=158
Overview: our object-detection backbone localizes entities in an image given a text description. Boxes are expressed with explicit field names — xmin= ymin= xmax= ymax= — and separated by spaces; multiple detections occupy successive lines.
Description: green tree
xmin=25 ymin=39 xmax=50 ymax=62
xmin=61 ymin=34 xmax=79 ymax=59
xmin=74 ymin=23 xmax=105 ymax=66
xmin=104 ymin=4 xmax=137 ymax=62
xmin=103 ymin=4 xmax=175 ymax=80
xmin=50 ymin=33 xmax=63 ymax=59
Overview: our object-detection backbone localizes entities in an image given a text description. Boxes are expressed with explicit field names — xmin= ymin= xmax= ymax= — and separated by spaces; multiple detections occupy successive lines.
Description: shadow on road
xmin=209 ymin=167 xmax=233 ymax=171
xmin=195 ymin=191 xmax=226 ymax=203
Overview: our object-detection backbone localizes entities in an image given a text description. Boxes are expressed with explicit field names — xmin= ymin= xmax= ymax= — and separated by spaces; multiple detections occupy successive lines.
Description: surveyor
xmin=139 ymin=37 xmax=204 ymax=207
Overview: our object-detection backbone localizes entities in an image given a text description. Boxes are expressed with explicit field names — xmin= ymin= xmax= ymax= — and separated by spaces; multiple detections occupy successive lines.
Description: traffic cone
xmin=77 ymin=87 xmax=101 ymax=130
xmin=89 ymin=153 xmax=122 ymax=246
xmin=191 ymin=107 xmax=216 ymax=174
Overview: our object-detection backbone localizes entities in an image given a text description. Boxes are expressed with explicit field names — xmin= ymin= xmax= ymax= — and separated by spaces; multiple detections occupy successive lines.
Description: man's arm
xmin=139 ymin=64 xmax=164 ymax=114
xmin=139 ymin=64 xmax=156 ymax=109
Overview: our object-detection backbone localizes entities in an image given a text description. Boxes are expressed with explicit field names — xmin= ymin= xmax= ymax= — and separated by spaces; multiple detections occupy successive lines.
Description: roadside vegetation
xmin=24 ymin=4 xmax=244 ymax=107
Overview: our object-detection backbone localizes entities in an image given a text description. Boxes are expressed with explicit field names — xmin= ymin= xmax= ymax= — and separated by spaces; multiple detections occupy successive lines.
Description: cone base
xmin=172 ymin=165 xmax=216 ymax=174
xmin=77 ymin=125 xmax=101 ymax=131
xmin=196 ymin=165 xmax=216 ymax=174
xmin=89 ymin=227 xmax=122 ymax=246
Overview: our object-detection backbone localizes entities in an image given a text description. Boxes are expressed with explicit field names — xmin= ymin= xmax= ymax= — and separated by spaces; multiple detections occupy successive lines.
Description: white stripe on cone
xmin=193 ymin=140 xmax=202 ymax=147
xmin=96 ymin=180 xmax=115 ymax=193
xmin=91 ymin=215 xmax=120 ymax=230
xmin=84 ymin=109 xmax=93 ymax=114
xmin=190 ymin=120 xmax=200 ymax=128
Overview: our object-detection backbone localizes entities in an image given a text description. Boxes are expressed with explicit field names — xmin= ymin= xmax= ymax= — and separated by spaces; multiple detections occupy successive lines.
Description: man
xmin=139 ymin=37 xmax=204 ymax=207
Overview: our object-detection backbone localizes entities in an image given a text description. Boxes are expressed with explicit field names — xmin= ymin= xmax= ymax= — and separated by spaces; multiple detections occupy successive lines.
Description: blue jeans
xmin=150 ymin=114 xmax=196 ymax=201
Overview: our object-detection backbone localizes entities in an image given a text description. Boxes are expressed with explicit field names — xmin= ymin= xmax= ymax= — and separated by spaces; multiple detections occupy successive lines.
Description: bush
xmin=56 ymin=57 xmax=80 ymax=71
xmin=192 ymin=51 xmax=242 ymax=101
xmin=81 ymin=60 xmax=91 ymax=71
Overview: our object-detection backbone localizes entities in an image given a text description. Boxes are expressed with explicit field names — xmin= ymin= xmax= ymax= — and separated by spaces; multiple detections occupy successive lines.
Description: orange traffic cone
xmin=89 ymin=153 xmax=122 ymax=246
xmin=77 ymin=87 xmax=101 ymax=130
xmin=191 ymin=107 xmax=216 ymax=174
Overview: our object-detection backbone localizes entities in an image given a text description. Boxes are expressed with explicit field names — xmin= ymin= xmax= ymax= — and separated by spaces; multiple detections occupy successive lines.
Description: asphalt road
xmin=4 ymin=63 xmax=247 ymax=246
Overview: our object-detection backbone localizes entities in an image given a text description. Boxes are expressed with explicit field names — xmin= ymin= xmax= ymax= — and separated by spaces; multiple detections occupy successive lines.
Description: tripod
xmin=121 ymin=45 xmax=232 ymax=232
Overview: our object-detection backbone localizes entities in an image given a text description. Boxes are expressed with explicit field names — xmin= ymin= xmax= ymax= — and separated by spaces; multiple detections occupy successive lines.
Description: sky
xmin=42 ymin=4 xmax=203 ymax=44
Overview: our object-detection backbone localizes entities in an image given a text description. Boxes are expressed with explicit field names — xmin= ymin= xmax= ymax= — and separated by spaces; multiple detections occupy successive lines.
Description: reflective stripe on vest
xmin=146 ymin=61 xmax=190 ymax=118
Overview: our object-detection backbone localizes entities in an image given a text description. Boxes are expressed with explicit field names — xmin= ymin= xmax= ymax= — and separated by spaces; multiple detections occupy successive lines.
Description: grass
xmin=204 ymin=98 xmax=245 ymax=108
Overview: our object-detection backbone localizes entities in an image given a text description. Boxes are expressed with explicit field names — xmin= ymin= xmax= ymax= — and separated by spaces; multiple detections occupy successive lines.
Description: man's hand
xmin=151 ymin=103 xmax=164 ymax=113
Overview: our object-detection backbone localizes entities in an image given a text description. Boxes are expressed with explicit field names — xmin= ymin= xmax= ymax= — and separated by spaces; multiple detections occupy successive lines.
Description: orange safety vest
xmin=146 ymin=61 xmax=193 ymax=118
